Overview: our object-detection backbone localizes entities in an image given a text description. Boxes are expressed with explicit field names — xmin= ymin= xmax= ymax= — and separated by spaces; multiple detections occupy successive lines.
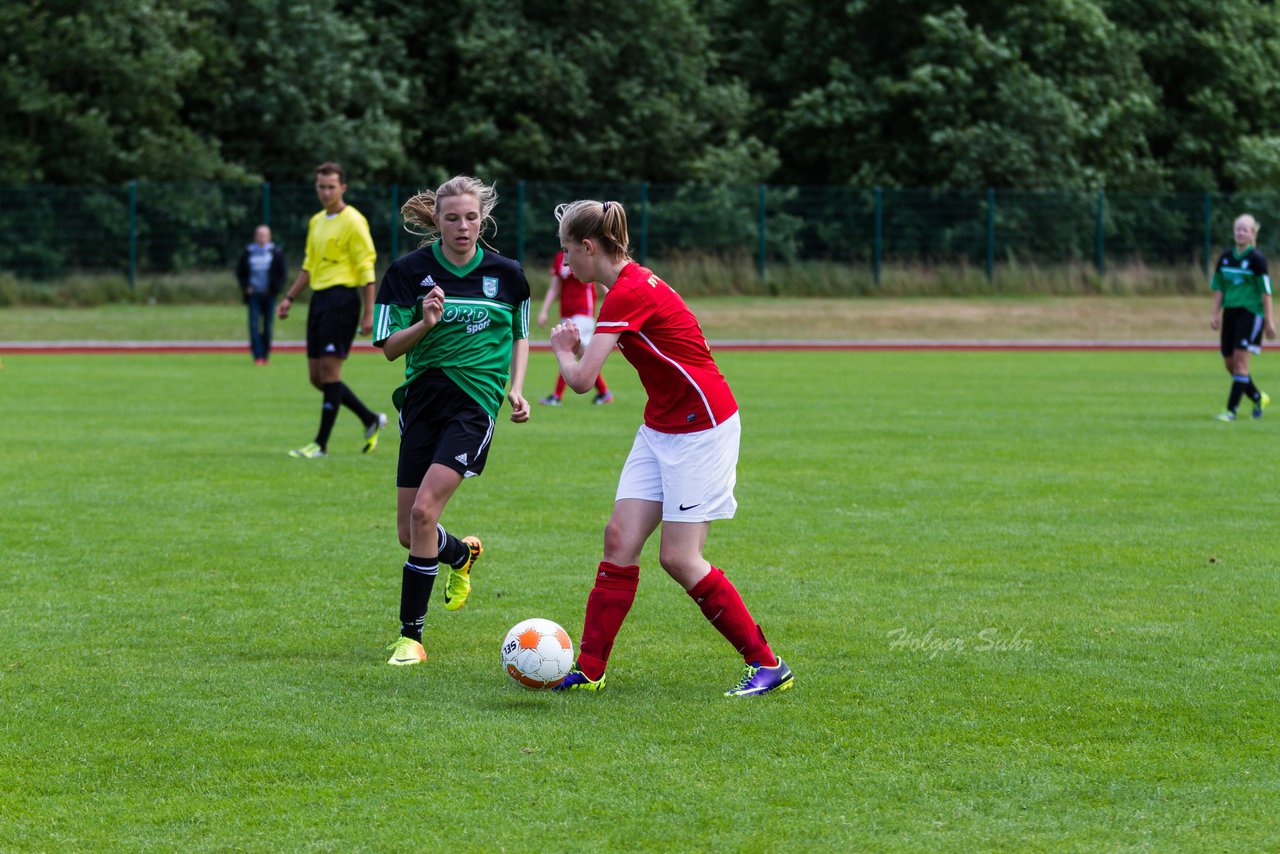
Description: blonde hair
xmin=1235 ymin=213 xmax=1261 ymax=237
xmin=555 ymin=199 xmax=630 ymax=261
xmin=401 ymin=175 xmax=499 ymax=247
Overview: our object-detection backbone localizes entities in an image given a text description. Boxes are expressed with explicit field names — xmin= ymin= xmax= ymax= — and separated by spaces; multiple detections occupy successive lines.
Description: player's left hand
xmin=359 ymin=317 xmax=373 ymax=337
xmin=1267 ymin=321 xmax=1277 ymax=340
xmin=508 ymin=391 xmax=530 ymax=423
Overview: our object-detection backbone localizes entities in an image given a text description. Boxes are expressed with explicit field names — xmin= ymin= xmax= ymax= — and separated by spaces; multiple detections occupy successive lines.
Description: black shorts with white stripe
xmin=1221 ymin=306 xmax=1265 ymax=357
xmin=397 ymin=369 xmax=495 ymax=488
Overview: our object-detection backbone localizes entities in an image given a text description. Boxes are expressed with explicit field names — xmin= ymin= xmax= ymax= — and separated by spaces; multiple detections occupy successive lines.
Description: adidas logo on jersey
xmin=455 ymin=452 xmax=468 ymax=465
xmin=420 ymin=275 xmax=436 ymax=288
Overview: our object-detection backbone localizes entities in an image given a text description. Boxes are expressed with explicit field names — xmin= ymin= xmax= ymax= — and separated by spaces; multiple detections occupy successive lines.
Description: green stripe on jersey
xmin=1211 ymin=246 xmax=1271 ymax=314
xmin=383 ymin=296 xmax=526 ymax=418
xmin=1213 ymin=269 xmax=1272 ymax=314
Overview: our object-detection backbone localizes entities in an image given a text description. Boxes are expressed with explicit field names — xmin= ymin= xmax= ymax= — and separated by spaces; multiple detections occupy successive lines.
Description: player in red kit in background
xmin=548 ymin=199 xmax=793 ymax=698
xmin=537 ymin=250 xmax=612 ymax=405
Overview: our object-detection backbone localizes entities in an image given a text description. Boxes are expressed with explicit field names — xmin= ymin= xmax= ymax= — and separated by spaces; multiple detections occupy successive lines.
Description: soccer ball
xmin=501 ymin=618 xmax=574 ymax=689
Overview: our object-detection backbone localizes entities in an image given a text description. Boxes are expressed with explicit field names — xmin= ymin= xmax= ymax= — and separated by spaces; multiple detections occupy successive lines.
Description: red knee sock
xmin=688 ymin=567 xmax=777 ymax=667
xmin=554 ymin=374 xmax=567 ymax=398
xmin=594 ymin=374 xmax=609 ymax=395
xmin=576 ymin=562 xmax=639 ymax=680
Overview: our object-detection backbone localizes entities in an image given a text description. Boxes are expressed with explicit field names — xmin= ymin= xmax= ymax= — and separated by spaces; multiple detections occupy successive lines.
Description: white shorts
xmin=615 ymin=412 xmax=740 ymax=522
xmin=567 ymin=314 xmax=594 ymax=347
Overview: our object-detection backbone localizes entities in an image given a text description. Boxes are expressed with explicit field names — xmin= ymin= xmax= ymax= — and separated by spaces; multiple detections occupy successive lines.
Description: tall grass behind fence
xmin=2 ymin=181 xmax=1276 ymax=301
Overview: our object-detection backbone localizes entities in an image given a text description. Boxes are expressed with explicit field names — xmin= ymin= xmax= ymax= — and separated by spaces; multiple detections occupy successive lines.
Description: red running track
xmin=0 ymin=339 xmax=1213 ymax=355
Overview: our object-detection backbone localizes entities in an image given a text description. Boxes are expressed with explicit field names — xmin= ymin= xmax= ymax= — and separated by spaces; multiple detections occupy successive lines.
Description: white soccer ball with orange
xmin=501 ymin=618 xmax=574 ymax=689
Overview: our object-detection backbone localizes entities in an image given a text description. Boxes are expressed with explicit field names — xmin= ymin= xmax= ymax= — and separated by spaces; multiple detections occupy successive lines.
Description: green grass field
xmin=0 ymin=294 xmax=1210 ymax=343
xmin=2 ymin=348 xmax=1277 ymax=850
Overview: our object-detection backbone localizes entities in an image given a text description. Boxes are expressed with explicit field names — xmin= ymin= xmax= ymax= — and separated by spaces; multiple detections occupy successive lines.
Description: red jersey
xmin=595 ymin=262 xmax=738 ymax=433
xmin=551 ymin=251 xmax=597 ymax=318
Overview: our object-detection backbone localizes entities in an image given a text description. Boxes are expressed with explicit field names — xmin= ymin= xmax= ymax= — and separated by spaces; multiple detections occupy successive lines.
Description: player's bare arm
xmin=538 ymin=278 xmax=560 ymax=326
xmin=550 ymin=318 xmax=581 ymax=365
xmin=508 ymin=338 xmax=531 ymax=423
xmin=552 ymin=323 xmax=619 ymax=394
xmin=382 ymin=286 xmax=445 ymax=361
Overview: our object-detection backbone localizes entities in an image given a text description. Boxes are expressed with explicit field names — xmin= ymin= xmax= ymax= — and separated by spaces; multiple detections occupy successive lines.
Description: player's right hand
xmin=422 ymin=286 xmax=445 ymax=328
xmin=550 ymin=319 xmax=580 ymax=355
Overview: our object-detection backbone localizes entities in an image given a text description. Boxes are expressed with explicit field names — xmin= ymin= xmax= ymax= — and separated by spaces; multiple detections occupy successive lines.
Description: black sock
xmin=437 ymin=524 xmax=470 ymax=568
xmin=1244 ymin=375 xmax=1261 ymax=402
xmin=317 ymin=382 xmax=342 ymax=449
xmin=1228 ymin=376 xmax=1248 ymax=413
xmin=399 ymin=555 xmax=439 ymax=641
xmin=339 ymin=382 xmax=376 ymax=426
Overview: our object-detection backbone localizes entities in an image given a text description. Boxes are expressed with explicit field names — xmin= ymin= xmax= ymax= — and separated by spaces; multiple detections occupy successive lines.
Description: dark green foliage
xmin=5 ymin=1 xmax=1280 ymax=190
xmin=714 ymin=0 xmax=1161 ymax=188
xmin=1107 ymin=0 xmax=1280 ymax=189
xmin=0 ymin=1 xmax=240 ymax=183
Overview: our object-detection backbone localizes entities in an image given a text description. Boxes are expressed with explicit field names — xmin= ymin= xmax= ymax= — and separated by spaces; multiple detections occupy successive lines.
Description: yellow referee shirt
xmin=302 ymin=206 xmax=376 ymax=290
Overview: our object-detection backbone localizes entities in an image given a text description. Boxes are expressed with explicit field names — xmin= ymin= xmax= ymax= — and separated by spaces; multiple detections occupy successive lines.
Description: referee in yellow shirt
xmin=277 ymin=161 xmax=387 ymax=458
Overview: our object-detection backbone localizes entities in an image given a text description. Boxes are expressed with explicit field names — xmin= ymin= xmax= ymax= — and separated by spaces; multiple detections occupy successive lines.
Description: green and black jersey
xmin=373 ymin=243 xmax=531 ymax=418
xmin=1211 ymin=246 xmax=1272 ymax=315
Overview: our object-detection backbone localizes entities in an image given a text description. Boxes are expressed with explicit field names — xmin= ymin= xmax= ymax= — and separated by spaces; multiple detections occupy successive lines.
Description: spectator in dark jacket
xmin=235 ymin=224 xmax=287 ymax=364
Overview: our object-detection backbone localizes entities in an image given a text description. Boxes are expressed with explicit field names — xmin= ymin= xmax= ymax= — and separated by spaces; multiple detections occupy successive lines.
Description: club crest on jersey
xmin=482 ymin=276 xmax=499 ymax=297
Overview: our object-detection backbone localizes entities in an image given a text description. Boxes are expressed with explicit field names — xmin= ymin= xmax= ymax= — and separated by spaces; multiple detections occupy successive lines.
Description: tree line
xmin=3 ymin=0 xmax=1279 ymax=191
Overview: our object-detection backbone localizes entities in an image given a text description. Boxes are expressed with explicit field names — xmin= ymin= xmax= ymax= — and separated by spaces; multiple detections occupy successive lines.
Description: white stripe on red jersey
xmin=596 ymin=262 xmax=737 ymax=433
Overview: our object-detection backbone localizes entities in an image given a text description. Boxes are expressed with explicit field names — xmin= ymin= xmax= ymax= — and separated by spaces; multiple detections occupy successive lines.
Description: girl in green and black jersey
xmin=373 ymin=176 xmax=532 ymax=666
xmin=1210 ymin=213 xmax=1277 ymax=421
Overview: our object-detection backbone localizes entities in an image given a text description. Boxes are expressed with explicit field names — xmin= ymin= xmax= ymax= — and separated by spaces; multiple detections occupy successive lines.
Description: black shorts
xmin=397 ymin=370 xmax=495 ymax=488
xmin=306 ymin=286 xmax=362 ymax=359
xmin=1221 ymin=307 xmax=1265 ymax=357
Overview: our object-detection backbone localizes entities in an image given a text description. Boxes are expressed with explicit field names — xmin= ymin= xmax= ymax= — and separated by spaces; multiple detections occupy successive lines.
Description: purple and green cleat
xmin=552 ymin=666 xmax=606 ymax=692
xmin=725 ymin=658 xmax=794 ymax=697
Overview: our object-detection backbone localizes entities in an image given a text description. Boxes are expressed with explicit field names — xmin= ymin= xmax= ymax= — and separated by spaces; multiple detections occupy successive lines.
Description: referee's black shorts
xmin=1221 ymin=307 xmax=1265 ymax=357
xmin=397 ymin=370 xmax=495 ymax=488
xmin=306 ymin=286 xmax=362 ymax=359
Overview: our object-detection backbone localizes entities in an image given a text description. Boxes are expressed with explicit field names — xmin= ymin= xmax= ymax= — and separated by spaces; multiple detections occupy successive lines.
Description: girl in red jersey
xmin=537 ymin=250 xmax=613 ymax=405
xmin=548 ymin=199 xmax=793 ymax=697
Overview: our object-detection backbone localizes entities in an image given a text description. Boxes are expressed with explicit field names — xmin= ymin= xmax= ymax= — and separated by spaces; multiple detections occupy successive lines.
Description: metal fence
xmin=1 ymin=180 xmax=1274 ymax=285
